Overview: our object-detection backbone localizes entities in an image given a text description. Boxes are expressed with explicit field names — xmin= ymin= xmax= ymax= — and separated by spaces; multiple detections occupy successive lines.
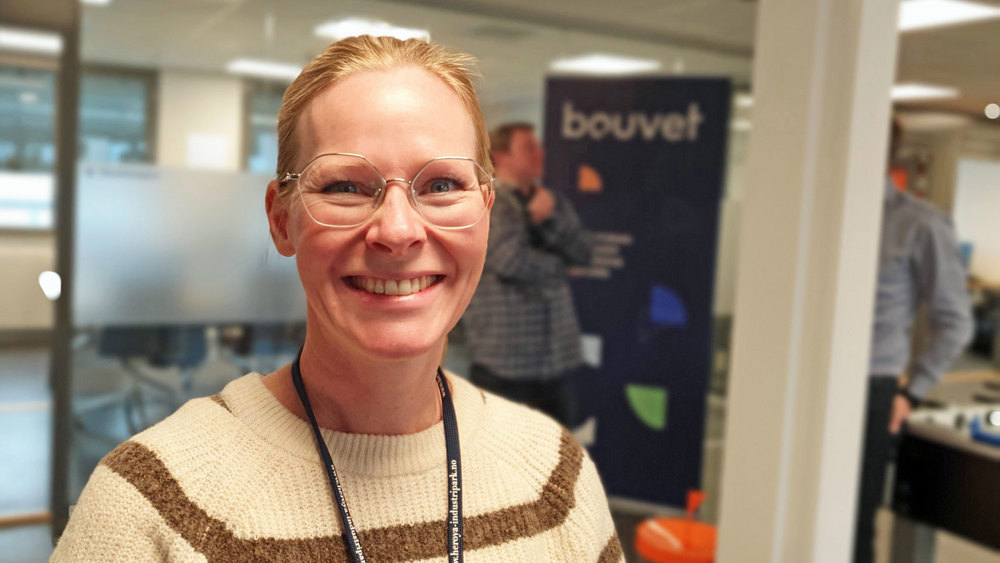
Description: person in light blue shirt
xmin=853 ymin=120 xmax=974 ymax=563
xmin=869 ymin=178 xmax=974 ymax=402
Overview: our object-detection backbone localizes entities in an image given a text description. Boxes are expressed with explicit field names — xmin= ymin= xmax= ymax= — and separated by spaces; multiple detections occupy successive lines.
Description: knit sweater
xmin=52 ymin=372 xmax=624 ymax=562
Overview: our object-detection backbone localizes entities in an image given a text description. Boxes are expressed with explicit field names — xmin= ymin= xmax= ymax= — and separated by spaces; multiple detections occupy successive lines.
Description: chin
xmin=356 ymin=326 xmax=447 ymax=361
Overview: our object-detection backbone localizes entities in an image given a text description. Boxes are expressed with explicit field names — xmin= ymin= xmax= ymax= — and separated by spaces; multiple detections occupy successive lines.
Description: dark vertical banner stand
xmin=543 ymin=77 xmax=730 ymax=508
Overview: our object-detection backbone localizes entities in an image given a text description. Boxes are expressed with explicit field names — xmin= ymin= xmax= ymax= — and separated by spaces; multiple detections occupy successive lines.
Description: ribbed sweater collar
xmin=218 ymin=372 xmax=485 ymax=478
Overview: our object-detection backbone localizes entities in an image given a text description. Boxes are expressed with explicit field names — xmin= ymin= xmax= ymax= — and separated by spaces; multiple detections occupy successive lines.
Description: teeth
xmin=353 ymin=276 xmax=438 ymax=296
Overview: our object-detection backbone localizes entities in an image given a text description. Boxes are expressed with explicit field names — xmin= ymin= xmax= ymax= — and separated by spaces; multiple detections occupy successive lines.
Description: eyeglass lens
xmin=297 ymin=154 xmax=490 ymax=228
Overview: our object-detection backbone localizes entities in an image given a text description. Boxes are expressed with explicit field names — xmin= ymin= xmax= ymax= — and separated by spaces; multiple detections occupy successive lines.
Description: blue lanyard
xmin=291 ymin=350 xmax=463 ymax=563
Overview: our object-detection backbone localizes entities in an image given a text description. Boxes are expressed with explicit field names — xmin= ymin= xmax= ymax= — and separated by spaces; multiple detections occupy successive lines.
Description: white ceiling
xmin=896 ymin=17 xmax=1000 ymax=117
xmin=76 ymin=0 xmax=1000 ymax=121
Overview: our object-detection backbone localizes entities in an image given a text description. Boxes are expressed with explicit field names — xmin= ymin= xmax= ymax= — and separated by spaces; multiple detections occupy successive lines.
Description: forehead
xmin=296 ymin=67 xmax=477 ymax=169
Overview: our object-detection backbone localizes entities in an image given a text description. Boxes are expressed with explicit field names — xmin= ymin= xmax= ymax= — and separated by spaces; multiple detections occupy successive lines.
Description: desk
xmin=892 ymin=422 xmax=1000 ymax=553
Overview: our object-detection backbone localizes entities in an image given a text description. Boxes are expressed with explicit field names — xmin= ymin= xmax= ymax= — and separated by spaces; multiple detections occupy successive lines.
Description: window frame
xmin=0 ymin=59 xmax=158 ymax=232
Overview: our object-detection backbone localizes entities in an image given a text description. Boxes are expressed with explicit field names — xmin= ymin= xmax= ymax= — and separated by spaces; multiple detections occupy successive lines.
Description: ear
xmin=265 ymin=180 xmax=296 ymax=257
xmin=485 ymin=185 xmax=496 ymax=211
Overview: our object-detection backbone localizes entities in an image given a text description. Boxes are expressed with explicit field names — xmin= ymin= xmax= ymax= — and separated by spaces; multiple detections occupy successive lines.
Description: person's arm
xmin=906 ymin=216 xmax=974 ymax=399
xmin=486 ymin=190 xmax=570 ymax=285
xmin=531 ymin=190 xmax=593 ymax=267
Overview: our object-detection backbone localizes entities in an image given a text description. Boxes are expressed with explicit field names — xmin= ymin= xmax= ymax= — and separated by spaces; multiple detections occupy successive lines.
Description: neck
xmin=265 ymin=331 xmax=445 ymax=435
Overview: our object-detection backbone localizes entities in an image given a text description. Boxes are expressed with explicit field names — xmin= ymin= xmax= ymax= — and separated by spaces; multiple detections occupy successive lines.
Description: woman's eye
xmin=321 ymin=181 xmax=358 ymax=194
xmin=429 ymin=179 xmax=460 ymax=193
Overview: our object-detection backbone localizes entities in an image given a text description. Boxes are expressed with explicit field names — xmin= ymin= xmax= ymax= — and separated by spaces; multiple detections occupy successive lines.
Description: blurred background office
xmin=0 ymin=0 xmax=999 ymax=561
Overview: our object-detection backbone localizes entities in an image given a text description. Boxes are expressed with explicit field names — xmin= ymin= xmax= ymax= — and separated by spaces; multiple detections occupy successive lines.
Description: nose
xmin=364 ymin=182 xmax=426 ymax=256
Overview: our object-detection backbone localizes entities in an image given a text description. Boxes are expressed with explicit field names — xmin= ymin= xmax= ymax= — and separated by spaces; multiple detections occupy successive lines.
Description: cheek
xmin=292 ymin=227 xmax=354 ymax=282
xmin=459 ymin=225 xmax=489 ymax=280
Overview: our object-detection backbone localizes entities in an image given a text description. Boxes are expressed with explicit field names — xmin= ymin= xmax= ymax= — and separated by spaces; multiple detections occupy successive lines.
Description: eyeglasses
xmin=280 ymin=153 xmax=494 ymax=230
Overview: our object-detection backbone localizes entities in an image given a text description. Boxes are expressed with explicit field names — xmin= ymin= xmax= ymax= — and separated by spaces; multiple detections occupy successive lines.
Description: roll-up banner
xmin=544 ymin=77 xmax=730 ymax=507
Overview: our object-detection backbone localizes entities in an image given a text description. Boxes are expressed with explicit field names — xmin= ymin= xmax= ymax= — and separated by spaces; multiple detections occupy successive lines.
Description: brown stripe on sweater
xmin=464 ymin=430 xmax=583 ymax=548
xmin=598 ymin=530 xmax=624 ymax=563
xmin=208 ymin=394 xmax=231 ymax=413
xmin=103 ymin=442 xmax=346 ymax=562
xmin=101 ymin=429 xmax=585 ymax=562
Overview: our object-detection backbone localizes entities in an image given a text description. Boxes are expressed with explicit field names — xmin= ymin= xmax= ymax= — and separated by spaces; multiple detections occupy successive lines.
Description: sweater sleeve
xmin=51 ymin=464 xmax=194 ymax=562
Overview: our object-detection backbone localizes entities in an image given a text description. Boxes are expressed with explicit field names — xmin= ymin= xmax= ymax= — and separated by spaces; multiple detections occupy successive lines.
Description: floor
xmin=0 ymin=525 xmax=51 ymax=563
xmin=1 ymin=345 xmax=998 ymax=562
xmin=0 ymin=349 xmax=51 ymax=520
xmin=0 ymin=347 xmax=52 ymax=562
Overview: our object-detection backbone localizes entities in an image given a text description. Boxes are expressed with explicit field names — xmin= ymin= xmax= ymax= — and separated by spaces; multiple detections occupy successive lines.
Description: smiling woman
xmin=52 ymin=36 xmax=623 ymax=563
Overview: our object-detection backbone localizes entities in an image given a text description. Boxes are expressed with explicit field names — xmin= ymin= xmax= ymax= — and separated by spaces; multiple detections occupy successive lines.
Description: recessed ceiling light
xmin=986 ymin=103 xmax=1000 ymax=119
xmin=735 ymin=93 xmax=754 ymax=107
xmin=550 ymin=54 xmax=661 ymax=75
xmin=315 ymin=18 xmax=429 ymax=41
xmin=891 ymin=83 xmax=960 ymax=101
xmin=80 ymin=0 xmax=113 ymax=5
xmin=226 ymin=59 xmax=301 ymax=82
xmin=0 ymin=26 xmax=62 ymax=55
xmin=899 ymin=0 xmax=1000 ymax=32
xmin=897 ymin=111 xmax=971 ymax=129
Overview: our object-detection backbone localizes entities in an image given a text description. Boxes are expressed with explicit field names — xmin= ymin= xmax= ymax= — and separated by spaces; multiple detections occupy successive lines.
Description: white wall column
xmin=716 ymin=0 xmax=900 ymax=561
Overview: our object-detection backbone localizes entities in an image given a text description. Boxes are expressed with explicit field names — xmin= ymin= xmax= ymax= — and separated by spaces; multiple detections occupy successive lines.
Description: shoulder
xmin=449 ymin=376 xmax=620 ymax=558
xmin=454 ymin=374 xmax=577 ymax=453
xmin=101 ymin=391 xmax=235 ymax=480
xmin=894 ymin=191 xmax=954 ymax=232
xmin=85 ymin=374 xmax=285 ymax=509
xmin=452 ymin=373 xmax=588 ymax=496
xmin=52 ymin=388 xmax=244 ymax=561
xmin=81 ymin=384 xmax=247 ymax=520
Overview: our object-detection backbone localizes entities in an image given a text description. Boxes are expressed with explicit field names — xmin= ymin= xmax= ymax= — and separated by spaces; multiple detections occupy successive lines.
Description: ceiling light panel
xmin=891 ymin=83 xmax=960 ymax=100
xmin=550 ymin=53 xmax=661 ymax=75
xmin=226 ymin=59 xmax=301 ymax=82
xmin=0 ymin=26 xmax=62 ymax=55
xmin=315 ymin=18 xmax=429 ymax=41
xmin=899 ymin=0 xmax=1000 ymax=32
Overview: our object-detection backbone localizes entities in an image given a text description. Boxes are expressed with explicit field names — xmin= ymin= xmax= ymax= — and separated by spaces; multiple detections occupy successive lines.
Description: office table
xmin=889 ymin=372 xmax=1000 ymax=561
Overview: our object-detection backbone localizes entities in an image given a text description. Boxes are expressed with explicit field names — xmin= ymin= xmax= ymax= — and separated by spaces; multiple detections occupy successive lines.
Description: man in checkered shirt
xmin=461 ymin=123 xmax=593 ymax=427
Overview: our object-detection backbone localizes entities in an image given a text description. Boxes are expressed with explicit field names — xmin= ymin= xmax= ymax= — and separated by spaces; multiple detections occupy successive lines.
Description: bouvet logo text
xmin=562 ymin=101 xmax=705 ymax=142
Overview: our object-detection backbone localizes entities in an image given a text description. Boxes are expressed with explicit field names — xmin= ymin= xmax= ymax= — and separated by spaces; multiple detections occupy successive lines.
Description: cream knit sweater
xmin=52 ymin=372 xmax=624 ymax=562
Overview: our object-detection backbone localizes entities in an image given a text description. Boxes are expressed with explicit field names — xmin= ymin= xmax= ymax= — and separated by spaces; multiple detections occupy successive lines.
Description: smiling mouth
xmin=347 ymin=275 xmax=441 ymax=296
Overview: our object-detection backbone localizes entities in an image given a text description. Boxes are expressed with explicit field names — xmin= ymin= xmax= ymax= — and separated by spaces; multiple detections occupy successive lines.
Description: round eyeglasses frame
xmin=280 ymin=153 xmax=495 ymax=230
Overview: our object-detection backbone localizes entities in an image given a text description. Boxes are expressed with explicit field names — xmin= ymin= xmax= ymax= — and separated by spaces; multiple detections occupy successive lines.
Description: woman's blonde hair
xmin=275 ymin=35 xmax=492 ymax=196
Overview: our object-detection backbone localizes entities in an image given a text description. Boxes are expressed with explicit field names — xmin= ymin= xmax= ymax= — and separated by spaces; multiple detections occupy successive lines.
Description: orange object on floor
xmin=634 ymin=490 xmax=717 ymax=563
